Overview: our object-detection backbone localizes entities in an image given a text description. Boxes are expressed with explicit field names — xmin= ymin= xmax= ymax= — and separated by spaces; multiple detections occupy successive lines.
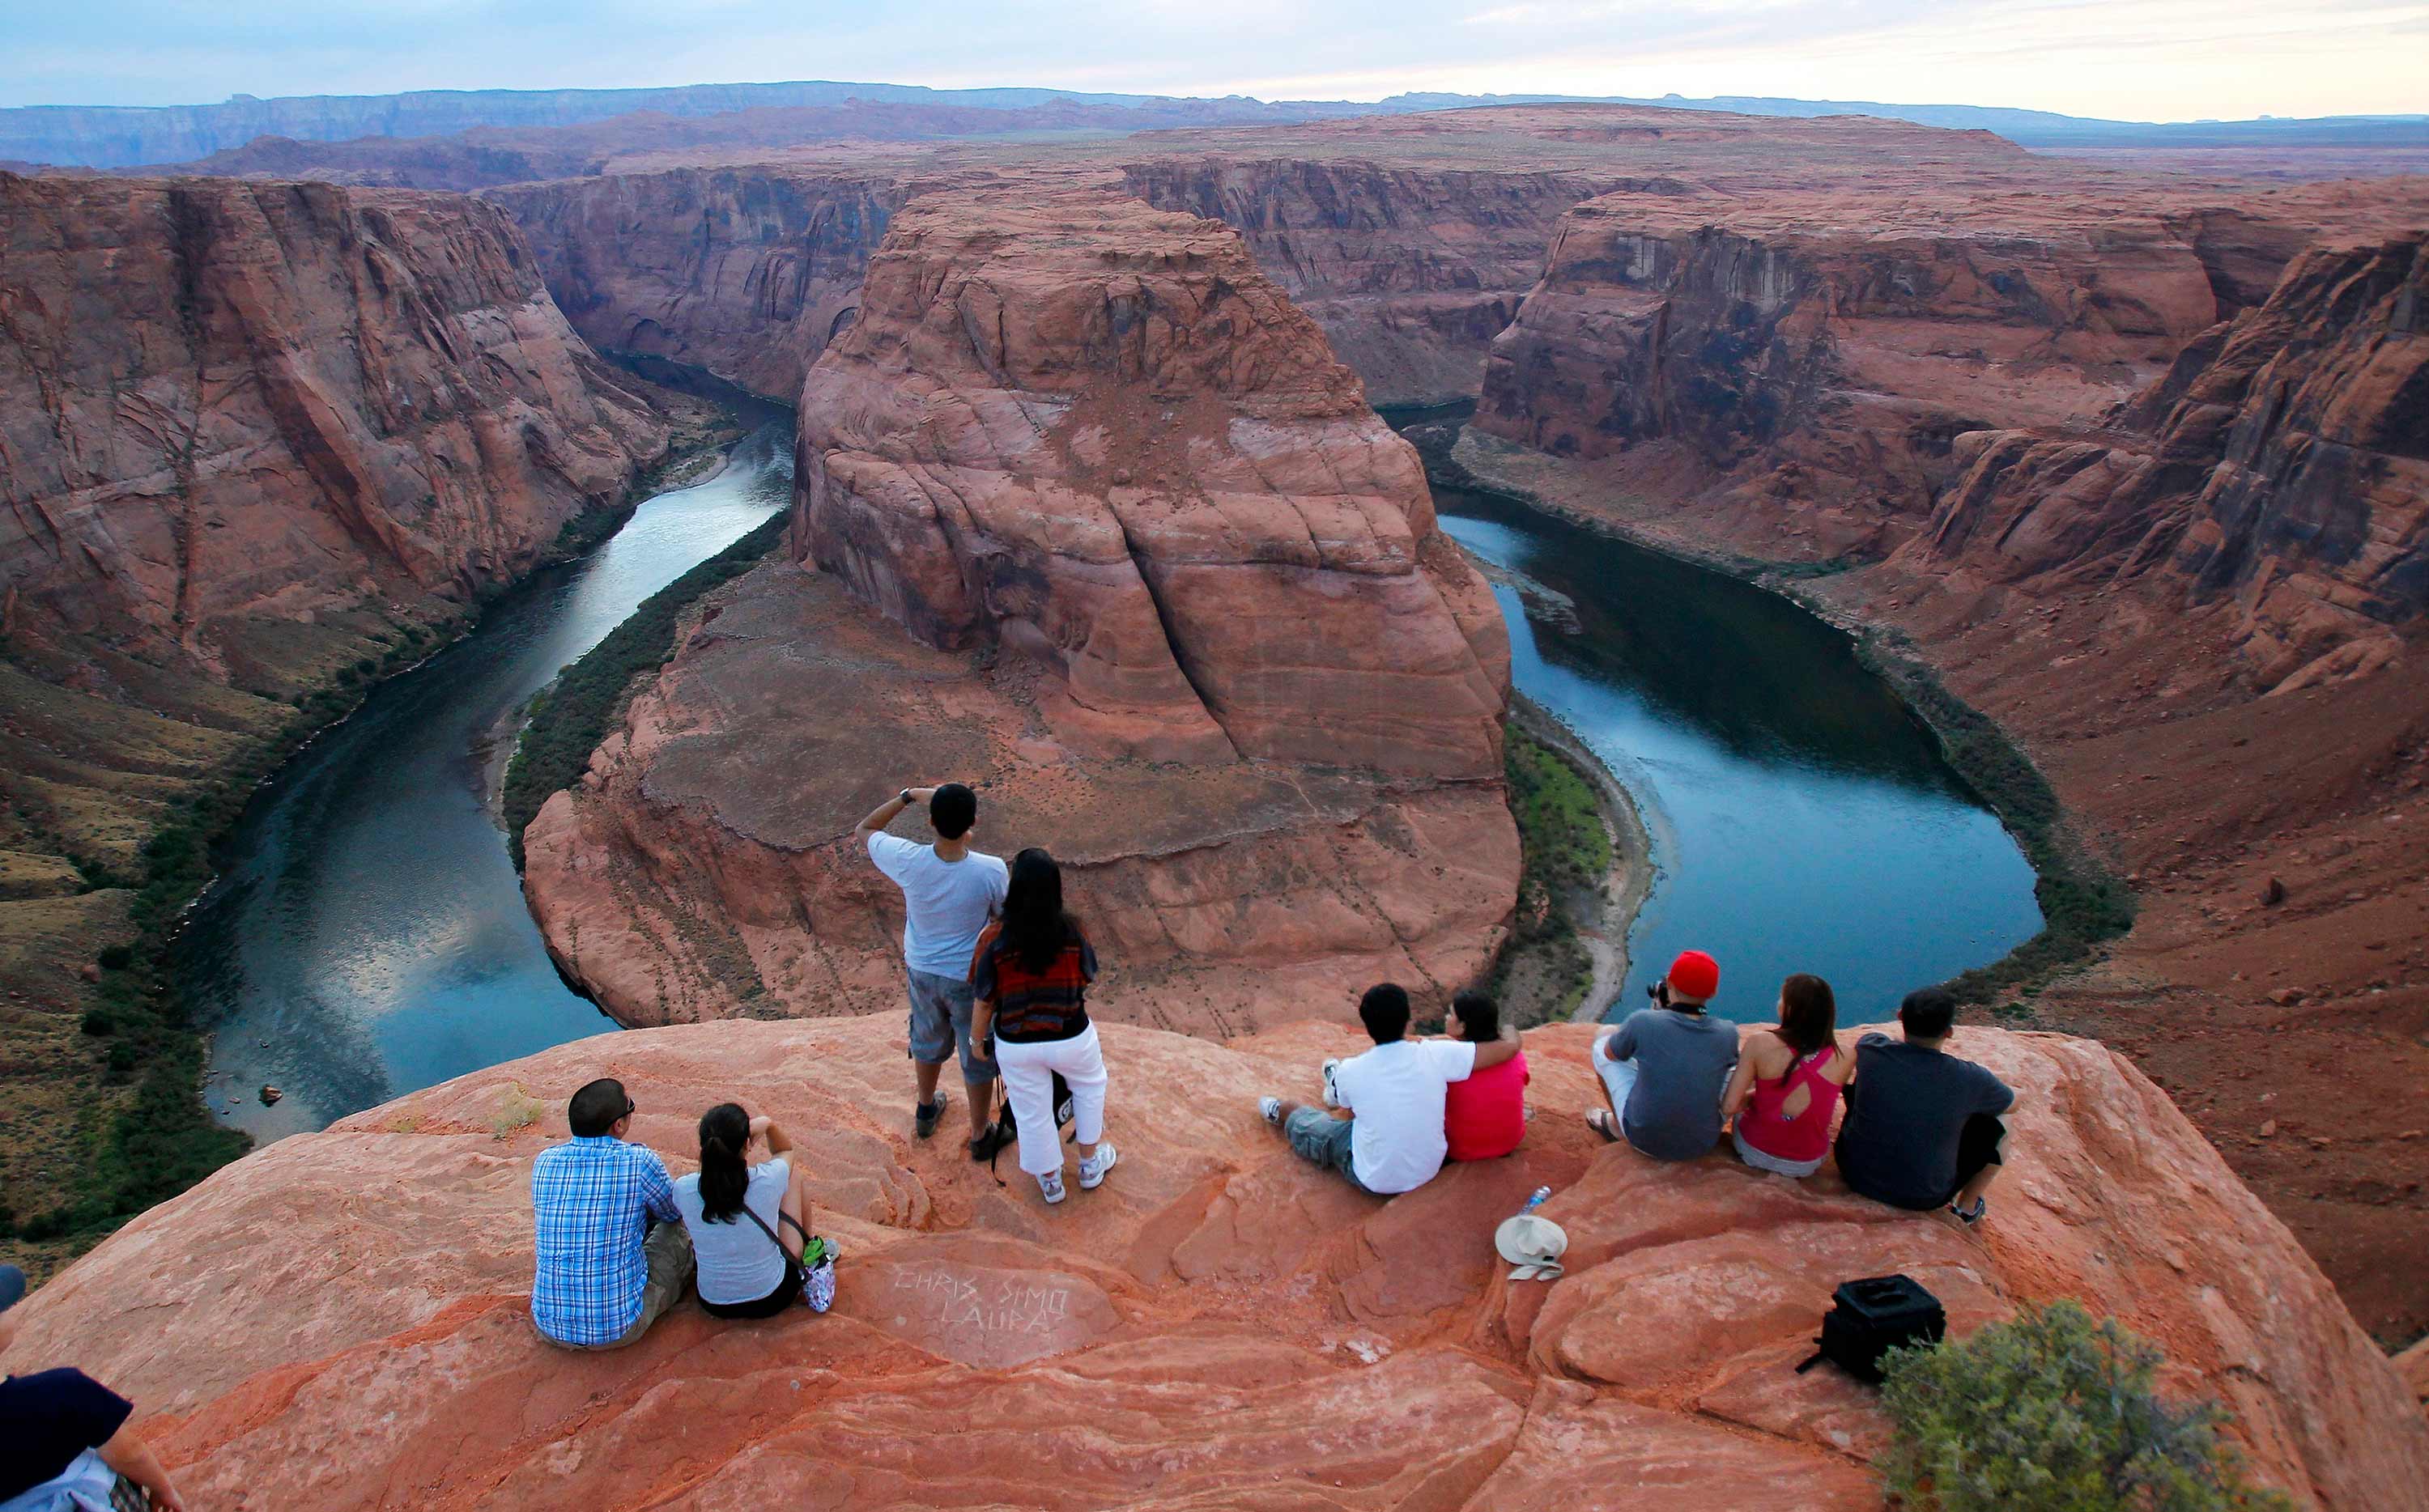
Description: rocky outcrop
xmin=0 ymin=172 xmax=668 ymax=673
xmin=522 ymin=189 xmax=1516 ymax=1034
xmin=1908 ymin=235 xmax=2428 ymax=690
xmin=793 ymin=189 xmax=1508 ymax=775
xmin=488 ymin=167 xmax=912 ymax=402
xmin=1121 ymin=159 xmax=1610 ymax=404
xmin=10 ymin=1016 xmax=2426 ymax=1509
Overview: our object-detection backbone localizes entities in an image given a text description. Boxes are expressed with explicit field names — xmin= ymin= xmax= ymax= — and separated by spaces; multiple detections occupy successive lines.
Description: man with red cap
xmin=1586 ymin=949 xmax=1739 ymax=1160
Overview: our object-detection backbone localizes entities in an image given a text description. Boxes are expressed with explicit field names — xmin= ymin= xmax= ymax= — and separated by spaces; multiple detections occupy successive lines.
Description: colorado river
xmin=186 ymin=418 xmax=793 ymax=1142
xmin=187 ymin=406 xmax=2037 ymax=1144
xmin=1432 ymin=483 xmax=2043 ymax=1023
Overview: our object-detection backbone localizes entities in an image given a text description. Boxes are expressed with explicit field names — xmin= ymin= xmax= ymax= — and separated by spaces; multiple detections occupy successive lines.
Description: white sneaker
xmin=1321 ymin=1058 xmax=1344 ymax=1108
xmin=1079 ymin=1143 xmax=1118 ymax=1189
xmin=1039 ymin=1170 xmax=1066 ymax=1204
xmin=1259 ymin=1096 xmax=1283 ymax=1124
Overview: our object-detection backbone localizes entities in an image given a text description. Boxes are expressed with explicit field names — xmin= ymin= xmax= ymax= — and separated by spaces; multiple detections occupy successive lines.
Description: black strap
xmin=1793 ymin=1335 xmax=1828 ymax=1374
xmin=736 ymin=1203 xmax=811 ymax=1285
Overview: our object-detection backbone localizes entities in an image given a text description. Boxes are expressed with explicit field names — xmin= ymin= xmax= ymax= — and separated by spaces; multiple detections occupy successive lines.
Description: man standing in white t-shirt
xmin=855 ymin=781 xmax=1010 ymax=1158
xmin=1258 ymin=983 xmax=1521 ymax=1195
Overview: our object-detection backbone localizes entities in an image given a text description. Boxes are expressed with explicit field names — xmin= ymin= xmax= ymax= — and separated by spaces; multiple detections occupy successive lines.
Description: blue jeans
xmin=908 ymin=969 xmax=997 ymax=1081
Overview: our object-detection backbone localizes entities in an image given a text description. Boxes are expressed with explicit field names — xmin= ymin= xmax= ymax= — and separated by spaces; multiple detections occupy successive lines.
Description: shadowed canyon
xmin=2 ymin=87 xmax=2427 ymax=1510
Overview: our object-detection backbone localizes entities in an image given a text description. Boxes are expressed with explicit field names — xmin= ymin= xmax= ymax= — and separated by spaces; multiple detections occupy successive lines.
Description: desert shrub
xmin=79 ymin=1010 xmax=114 ymax=1037
xmin=1880 ymin=1300 xmax=2293 ymax=1511
xmin=96 ymin=944 xmax=134 ymax=970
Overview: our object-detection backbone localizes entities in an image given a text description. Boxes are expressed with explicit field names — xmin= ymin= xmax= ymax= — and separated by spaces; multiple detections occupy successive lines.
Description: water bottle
xmin=1522 ymin=1186 xmax=1551 ymax=1212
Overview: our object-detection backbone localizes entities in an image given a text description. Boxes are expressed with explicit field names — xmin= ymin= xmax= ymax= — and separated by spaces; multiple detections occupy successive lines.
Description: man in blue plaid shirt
xmin=530 ymin=1078 xmax=696 ymax=1348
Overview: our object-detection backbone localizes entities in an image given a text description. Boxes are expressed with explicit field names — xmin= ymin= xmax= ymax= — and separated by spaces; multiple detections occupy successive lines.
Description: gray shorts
xmin=1284 ymin=1106 xmax=1371 ymax=1191
xmin=908 ymin=969 xmax=997 ymax=1082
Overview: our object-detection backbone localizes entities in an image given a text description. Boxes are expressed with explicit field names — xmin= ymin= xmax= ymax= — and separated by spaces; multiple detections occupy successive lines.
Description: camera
xmin=1647 ymin=980 xmax=1670 ymax=1006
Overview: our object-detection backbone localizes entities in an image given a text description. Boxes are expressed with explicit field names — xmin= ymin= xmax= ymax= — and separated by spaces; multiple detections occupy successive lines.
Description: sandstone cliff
xmin=1 ymin=172 xmax=668 ymax=680
xmin=10 ymin=1016 xmax=2426 ymax=1508
xmin=488 ymin=166 xmax=911 ymax=403
xmin=521 ymin=189 xmax=1516 ymax=1034
xmin=1470 ymin=173 xmax=2428 ymax=560
xmin=1120 ymin=157 xmax=1610 ymax=406
xmin=1911 ymin=234 xmax=2428 ymax=692
xmin=0 ymin=172 xmax=670 ymax=1253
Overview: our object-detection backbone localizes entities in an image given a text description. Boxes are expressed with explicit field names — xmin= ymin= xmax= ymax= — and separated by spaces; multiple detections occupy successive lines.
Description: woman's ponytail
xmin=696 ymin=1102 xmax=751 ymax=1222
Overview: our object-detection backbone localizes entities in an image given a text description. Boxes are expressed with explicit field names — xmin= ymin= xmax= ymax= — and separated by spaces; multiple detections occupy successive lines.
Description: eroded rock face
xmin=793 ymin=188 xmax=1508 ymax=775
xmin=1121 ymin=158 xmax=1610 ymax=405
xmin=0 ymin=172 xmax=668 ymax=669
xmin=1909 ymin=235 xmax=2429 ymax=691
xmin=490 ymin=167 xmax=909 ymax=401
xmin=1470 ymin=171 xmax=2429 ymax=561
xmin=12 ymin=1017 xmax=2424 ymax=1509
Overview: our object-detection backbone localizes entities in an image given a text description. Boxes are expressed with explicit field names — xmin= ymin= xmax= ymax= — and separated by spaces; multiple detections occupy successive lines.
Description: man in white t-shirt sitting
xmin=855 ymin=781 xmax=1011 ymax=1159
xmin=1258 ymin=983 xmax=1521 ymax=1196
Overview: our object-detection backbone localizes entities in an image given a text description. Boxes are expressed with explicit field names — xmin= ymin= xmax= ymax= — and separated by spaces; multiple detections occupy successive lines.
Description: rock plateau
xmin=11 ymin=1016 xmax=2427 ymax=1509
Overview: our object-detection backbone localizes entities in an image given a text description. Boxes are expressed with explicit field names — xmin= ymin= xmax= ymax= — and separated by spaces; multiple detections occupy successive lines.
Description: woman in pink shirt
xmin=1721 ymin=973 xmax=1853 ymax=1178
xmin=1444 ymin=992 xmax=1529 ymax=1161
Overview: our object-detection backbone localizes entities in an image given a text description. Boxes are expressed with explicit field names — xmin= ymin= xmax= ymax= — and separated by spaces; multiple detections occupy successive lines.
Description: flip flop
xmin=1586 ymin=1108 xmax=1623 ymax=1143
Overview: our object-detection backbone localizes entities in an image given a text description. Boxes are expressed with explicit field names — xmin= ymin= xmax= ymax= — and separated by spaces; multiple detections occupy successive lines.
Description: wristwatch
xmin=900 ymin=788 xmax=915 ymax=806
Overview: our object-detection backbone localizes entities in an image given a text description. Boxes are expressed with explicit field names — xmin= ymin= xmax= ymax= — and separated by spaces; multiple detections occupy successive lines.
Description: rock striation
xmin=11 ymin=1016 xmax=2427 ymax=1509
xmin=792 ymin=189 xmax=1508 ymax=774
xmin=0 ymin=172 xmax=668 ymax=675
xmin=489 ymin=167 xmax=910 ymax=406
xmin=522 ymin=189 xmax=1516 ymax=1034
xmin=1120 ymin=157 xmax=1609 ymax=406
xmin=1909 ymin=234 xmax=2429 ymax=691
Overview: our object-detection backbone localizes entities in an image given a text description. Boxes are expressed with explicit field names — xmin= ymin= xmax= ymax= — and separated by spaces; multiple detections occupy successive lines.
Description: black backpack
xmin=1795 ymin=1274 xmax=1946 ymax=1384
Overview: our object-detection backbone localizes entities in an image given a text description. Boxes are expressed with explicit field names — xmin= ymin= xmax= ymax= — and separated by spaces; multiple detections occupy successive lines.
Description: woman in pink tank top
xmin=1721 ymin=974 xmax=1853 ymax=1178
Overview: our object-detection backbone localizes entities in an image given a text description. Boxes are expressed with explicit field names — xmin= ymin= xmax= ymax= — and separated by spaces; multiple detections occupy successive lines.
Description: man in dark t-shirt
xmin=0 ymin=1264 xmax=190 ymax=1510
xmin=1835 ymin=989 xmax=2016 ymax=1224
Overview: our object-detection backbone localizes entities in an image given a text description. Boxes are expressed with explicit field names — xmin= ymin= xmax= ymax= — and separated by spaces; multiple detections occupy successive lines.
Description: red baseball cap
xmin=1665 ymin=949 xmax=1720 ymax=1002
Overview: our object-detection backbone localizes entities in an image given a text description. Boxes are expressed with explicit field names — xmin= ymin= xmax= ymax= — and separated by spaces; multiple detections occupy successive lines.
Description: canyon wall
xmin=522 ymin=189 xmax=1517 ymax=1034
xmin=11 ymin=1016 xmax=2428 ymax=1509
xmin=1911 ymin=234 xmax=2427 ymax=692
xmin=488 ymin=145 xmax=1614 ymax=409
xmin=1121 ymin=158 xmax=1609 ymax=404
xmin=1470 ymin=188 xmax=2255 ymax=554
xmin=488 ymin=167 xmax=912 ymax=403
xmin=1 ymin=173 xmax=668 ymax=677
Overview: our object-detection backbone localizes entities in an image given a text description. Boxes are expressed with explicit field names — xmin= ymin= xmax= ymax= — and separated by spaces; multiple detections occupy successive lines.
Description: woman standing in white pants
xmin=970 ymin=847 xmax=1113 ymax=1204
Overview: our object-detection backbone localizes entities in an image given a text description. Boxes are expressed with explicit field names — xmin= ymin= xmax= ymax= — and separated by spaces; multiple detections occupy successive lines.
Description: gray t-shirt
xmin=1610 ymin=1007 xmax=1739 ymax=1161
xmin=1835 ymin=1033 xmax=2015 ymax=1209
xmin=672 ymin=1157 xmax=791 ymax=1306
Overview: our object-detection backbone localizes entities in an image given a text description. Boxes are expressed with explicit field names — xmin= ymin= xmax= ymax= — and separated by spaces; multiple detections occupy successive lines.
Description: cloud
xmin=2 ymin=0 xmax=2423 ymax=121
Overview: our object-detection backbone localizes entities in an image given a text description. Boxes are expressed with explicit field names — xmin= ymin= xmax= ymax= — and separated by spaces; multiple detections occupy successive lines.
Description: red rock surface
xmin=793 ymin=188 xmax=1508 ymax=775
xmin=1472 ymin=159 xmax=2428 ymax=560
xmin=489 ymin=167 xmax=912 ymax=401
xmin=1911 ymin=234 xmax=2428 ymax=691
xmin=525 ymin=189 xmax=1514 ymax=1034
xmin=0 ymin=172 xmax=668 ymax=673
xmin=9 ymin=1017 xmax=2424 ymax=1509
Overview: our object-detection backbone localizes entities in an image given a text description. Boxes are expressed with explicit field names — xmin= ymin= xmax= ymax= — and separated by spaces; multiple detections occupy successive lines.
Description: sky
xmin=4 ymin=0 xmax=2426 ymax=122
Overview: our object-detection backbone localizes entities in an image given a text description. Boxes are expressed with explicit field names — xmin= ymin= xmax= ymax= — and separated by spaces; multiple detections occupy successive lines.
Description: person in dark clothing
xmin=0 ymin=1264 xmax=191 ymax=1510
xmin=1833 ymin=988 xmax=2014 ymax=1224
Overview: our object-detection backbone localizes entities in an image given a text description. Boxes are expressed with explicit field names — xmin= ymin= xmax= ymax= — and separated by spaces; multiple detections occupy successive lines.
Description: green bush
xmin=79 ymin=1010 xmax=114 ymax=1037
xmin=96 ymin=944 xmax=134 ymax=970
xmin=1880 ymin=1300 xmax=2293 ymax=1511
